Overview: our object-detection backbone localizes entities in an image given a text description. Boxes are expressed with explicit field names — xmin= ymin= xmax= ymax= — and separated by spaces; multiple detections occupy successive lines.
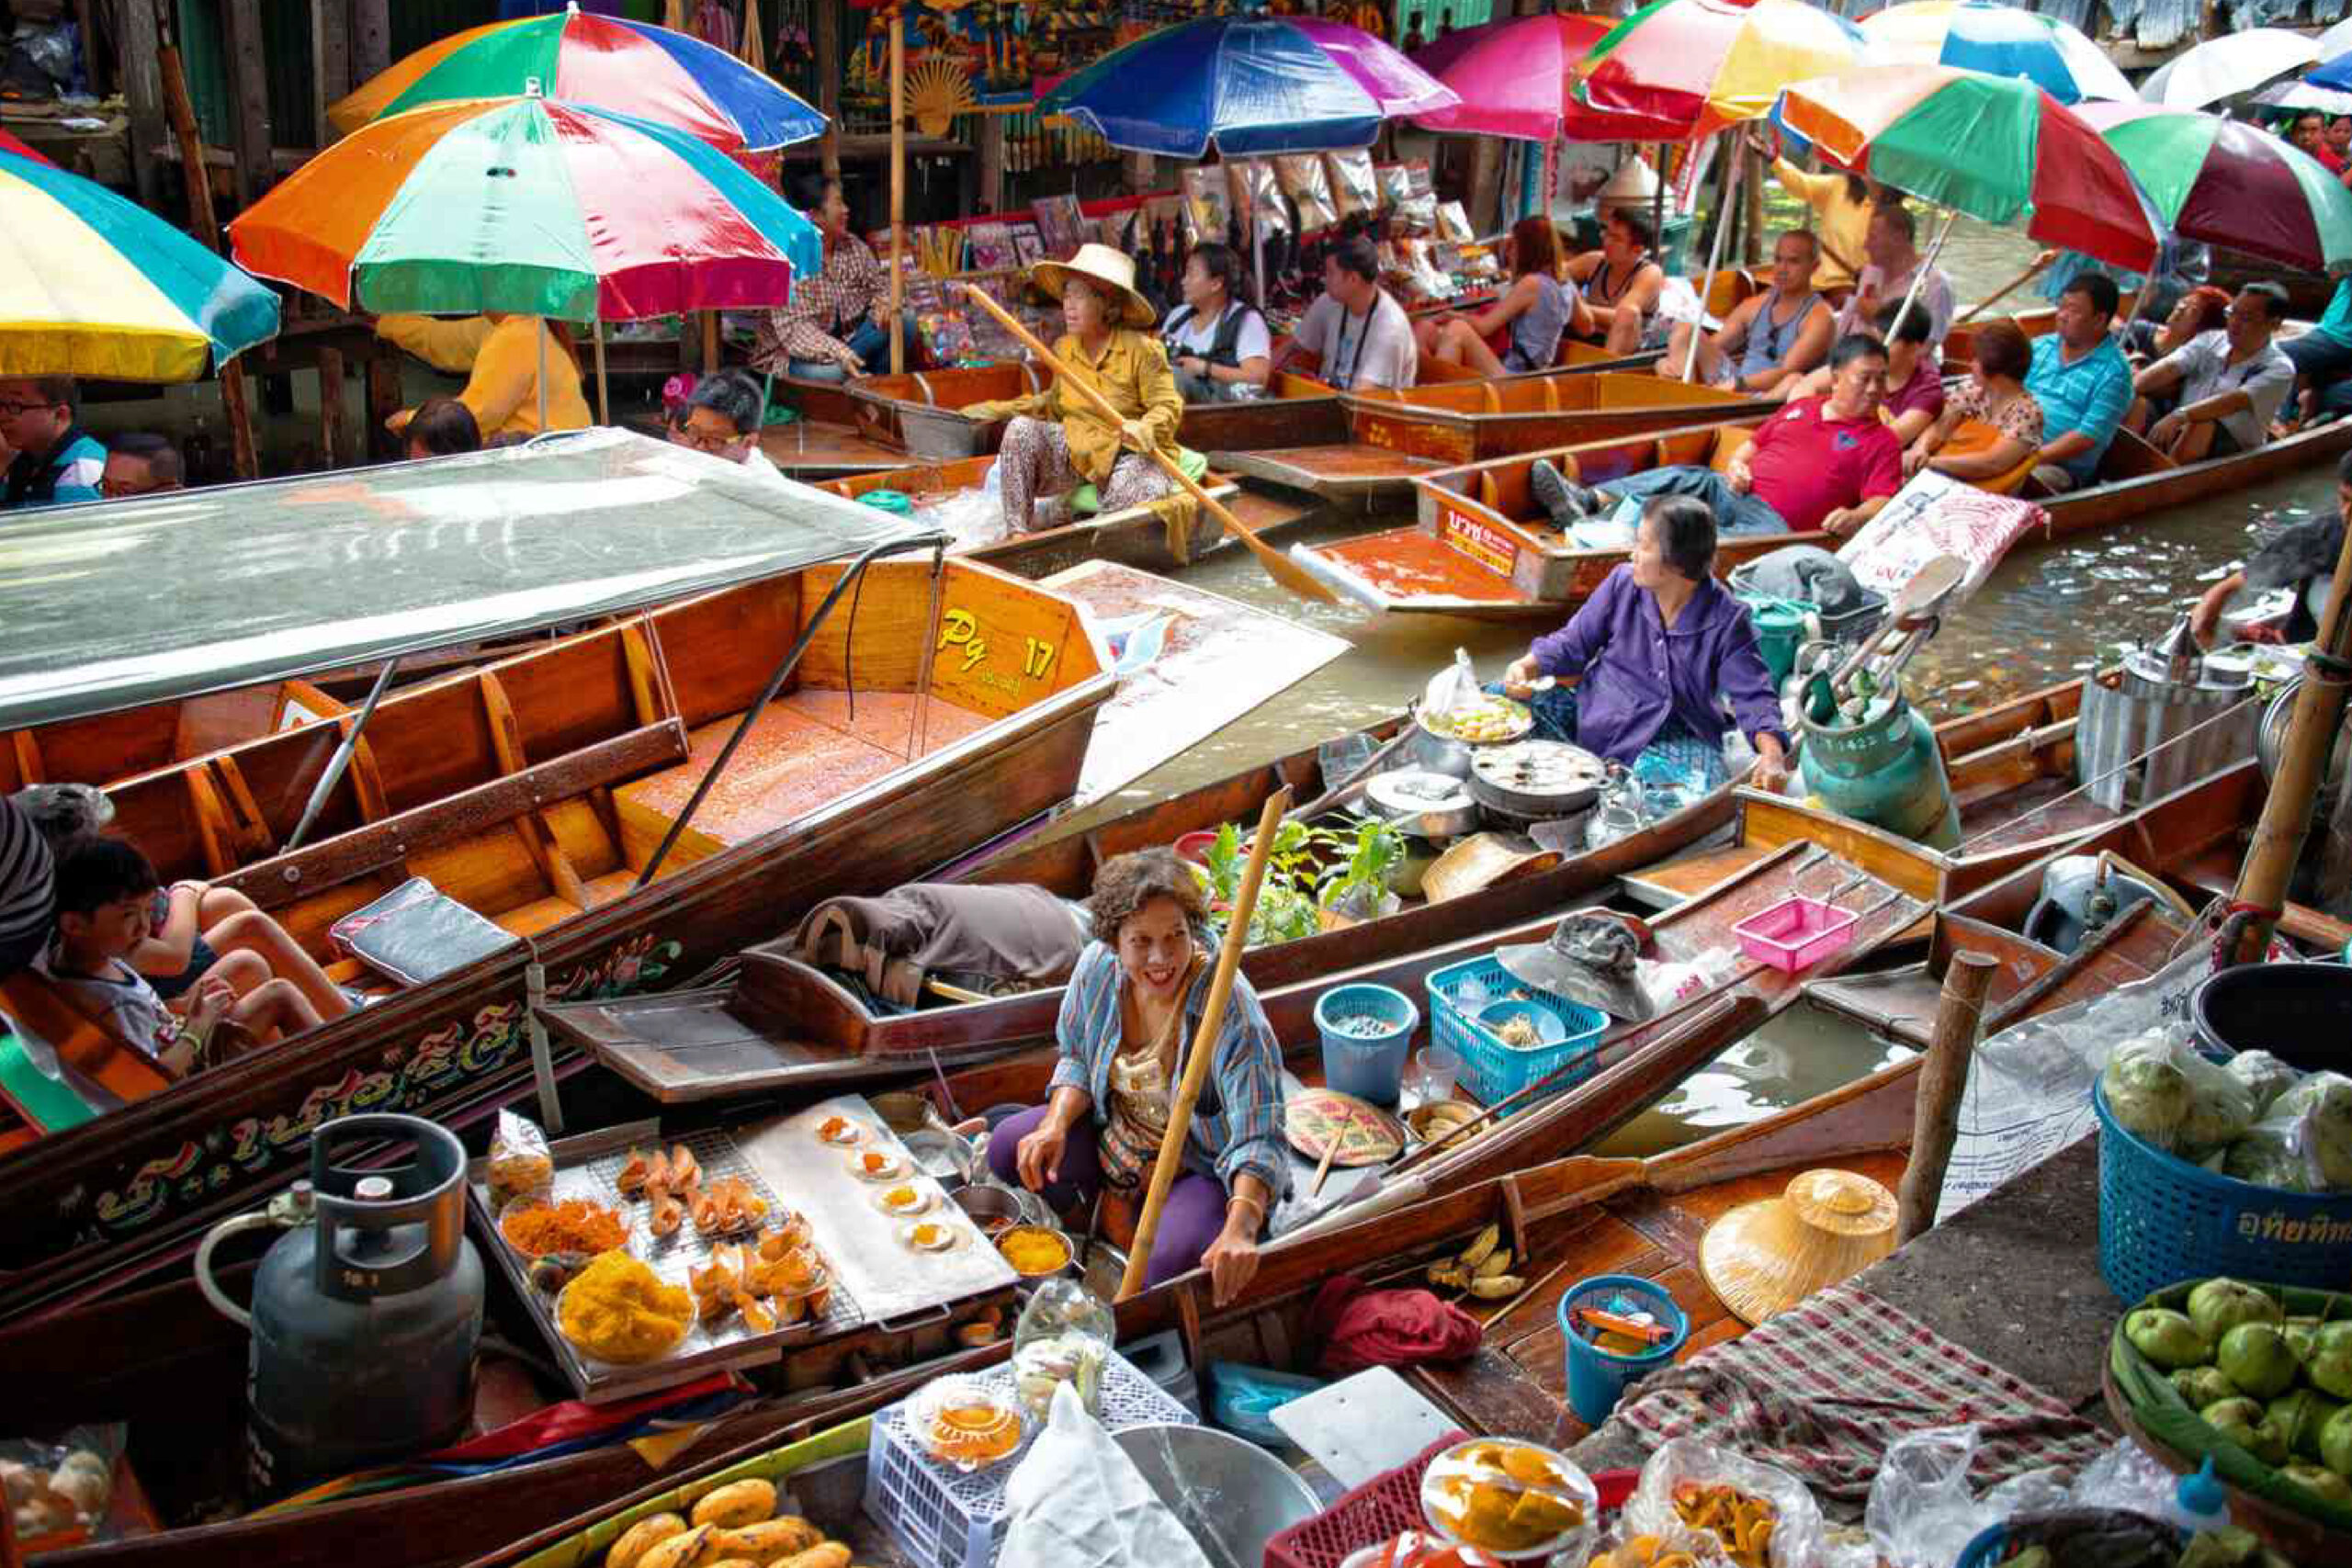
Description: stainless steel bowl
xmin=1363 ymin=767 xmax=1482 ymax=839
xmin=952 ymin=1182 xmax=1023 ymax=1235
xmin=1112 ymin=1423 xmax=1322 ymax=1568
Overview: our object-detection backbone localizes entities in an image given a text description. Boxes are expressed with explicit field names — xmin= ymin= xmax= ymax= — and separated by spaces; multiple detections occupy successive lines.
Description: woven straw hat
xmin=1032 ymin=242 xmax=1157 ymax=329
xmin=1699 ymin=1168 xmax=1897 ymax=1325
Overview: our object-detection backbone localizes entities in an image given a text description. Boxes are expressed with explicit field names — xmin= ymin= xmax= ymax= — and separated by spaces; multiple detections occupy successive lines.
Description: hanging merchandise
xmin=1326 ymin=147 xmax=1379 ymax=221
xmin=1275 ymin=152 xmax=1340 ymax=233
xmin=691 ymin=0 xmax=737 ymax=56
xmin=1181 ymin=165 xmax=1231 ymax=247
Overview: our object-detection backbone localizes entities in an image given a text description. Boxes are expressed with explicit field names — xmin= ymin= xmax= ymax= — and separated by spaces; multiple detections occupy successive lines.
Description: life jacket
xmin=1163 ymin=301 xmax=1261 ymax=370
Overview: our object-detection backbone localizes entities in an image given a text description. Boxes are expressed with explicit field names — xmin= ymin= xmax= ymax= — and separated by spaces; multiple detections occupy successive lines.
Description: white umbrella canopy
xmin=2253 ymin=79 xmax=2352 ymax=118
xmin=2140 ymin=28 xmax=2323 ymax=109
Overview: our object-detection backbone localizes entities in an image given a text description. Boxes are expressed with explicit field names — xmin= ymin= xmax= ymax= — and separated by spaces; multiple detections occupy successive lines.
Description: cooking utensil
xmin=1819 ymin=554 xmax=1968 ymax=699
xmin=1363 ymin=767 xmax=1482 ymax=838
xmin=1467 ymin=739 xmax=1609 ymax=824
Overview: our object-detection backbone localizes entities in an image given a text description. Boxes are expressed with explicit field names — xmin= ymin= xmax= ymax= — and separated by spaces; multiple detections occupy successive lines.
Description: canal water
xmin=1083 ymin=213 xmax=2340 ymax=1149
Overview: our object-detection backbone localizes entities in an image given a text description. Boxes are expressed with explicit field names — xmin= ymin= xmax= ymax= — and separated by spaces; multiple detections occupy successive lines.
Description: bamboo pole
xmin=1119 ymin=788 xmax=1290 ymax=1302
xmin=1682 ymin=133 xmax=1738 ymax=382
xmin=594 ymin=320 xmax=611 ymax=425
xmin=2229 ymin=525 xmax=2352 ymax=963
xmin=958 ymin=284 xmax=1337 ymax=603
xmin=888 ymin=12 xmax=906 ymax=375
xmin=156 ymin=22 xmax=257 ymax=480
xmin=1895 ymin=951 xmax=1995 ymax=1245
xmin=1953 ymin=254 xmax=2054 ymax=328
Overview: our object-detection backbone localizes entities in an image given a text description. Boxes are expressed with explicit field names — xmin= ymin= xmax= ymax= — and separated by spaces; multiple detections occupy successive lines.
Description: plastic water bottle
xmin=2168 ymin=1458 xmax=2232 ymax=1539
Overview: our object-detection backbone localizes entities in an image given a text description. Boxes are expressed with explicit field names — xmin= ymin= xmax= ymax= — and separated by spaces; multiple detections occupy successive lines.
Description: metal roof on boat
xmin=0 ymin=429 xmax=922 ymax=728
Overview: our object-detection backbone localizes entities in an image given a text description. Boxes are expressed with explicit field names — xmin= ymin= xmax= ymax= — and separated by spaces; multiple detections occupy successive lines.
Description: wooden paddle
xmin=956 ymin=285 xmax=1338 ymax=604
xmin=1952 ymin=254 xmax=2054 ymax=328
xmin=1119 ymin=786 xmax=1290 ymax=1302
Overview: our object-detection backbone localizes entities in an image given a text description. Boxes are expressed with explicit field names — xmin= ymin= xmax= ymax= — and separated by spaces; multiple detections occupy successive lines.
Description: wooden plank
xmin=311 ymin=0 xmax=352 ymax=148
xmin=1620 ymin=841 xmax=1775 ymax=906
xmin=351 ymin=0 xmax=390 ymax=85
xmin=815 ymin=0 xmax=840 ymax=178
xmin=220 ymin=0 xmax=274 ymax=206
xmin=119 ymin=0 xmax=165 ymax=207
xmin=316 ymin=345 xmax=345 ymax=469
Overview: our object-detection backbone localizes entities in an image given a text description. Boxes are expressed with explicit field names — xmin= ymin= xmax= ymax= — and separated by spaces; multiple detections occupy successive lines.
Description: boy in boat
xmin=666 ymin=371 xmax=787 ymax=482
xmin=0 ymin=377 xmax=106 ymax=510
xmin=402 ymin=399 xmax=481 ymax=461
xmin=1655 ymin=230 xmax=1834 ymax=397
xmin=1532 ymin=333 xmax=1903 ymax=539
xmin=2126 ymin=284 xmax=2296 ymax=462
xmin=1267 ymin=236 xmax=1419 ymax=392
xmin=1161 ymin=243 xmax=1272 ymax=403
xmin=40 ymin=838 xmax=323 ymax=1077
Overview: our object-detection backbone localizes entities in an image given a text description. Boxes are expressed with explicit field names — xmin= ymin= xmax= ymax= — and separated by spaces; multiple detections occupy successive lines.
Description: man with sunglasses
xmin=1 ymin=377 xmax=106 ymax=510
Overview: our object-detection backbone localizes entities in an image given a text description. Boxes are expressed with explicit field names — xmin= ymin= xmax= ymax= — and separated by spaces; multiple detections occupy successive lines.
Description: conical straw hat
xmin=1031 ymin=243 xmax=1157 ymax=329
xmin=1699 ymin=1168 xmax=1896 ymax=1326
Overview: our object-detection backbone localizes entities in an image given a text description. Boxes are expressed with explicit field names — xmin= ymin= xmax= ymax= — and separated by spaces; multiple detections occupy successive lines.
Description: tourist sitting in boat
xmin=0 ymin=794 xmax=52 ymax=979
xmin=1268 ymin=236 xmax=1419 ymax=391
xmin=1784 ymin=301 xmax=1943 ymax=444
xmin=2124 ymin=286 xmax=2229 ymax=367
xmin=1753 ymin=130 xmax=1879 ymax=291
xmin=1415 ymin=216 xmax=1589 ymax=378
xmin=1835 ymin=204 xmax=1954 ymax=349
xmin=1498 ymin=494 xmax=1789 ymax=793
xmin=378 ymin=313 xmax=592 ymax=443
xmin=2126 ymin=283 xmax=2296 ymax=462
xmin=1 ymin=377 xmax=105 ymax=509
xmin=2274 ymin=274 xmax=2352 ymax=435
xmin=39 ymin=838 xmax=322 ymax=1077
xmin=98 ymin=434 xmax=185 ymax=500
xmin=986 ymin=848 xmax=1283 ymax=1303
xmin=2023 ymin=272 xmax=2132 ymax=493
xmin=751 ymin=174 xmax=912 ymax=383
xmin=1655 ymin=230 xmax=1834 ymax=396
xmin=2192 ymin=449 xmax=2351 ymax=648
xmin=1566 ymin=209 xmax=1666 ymax=356
xmin=1904 ymin=319 xmax=2045 ymax=482
xmin=954 ymin=245 xmax=1182 ymax=536
xmin=1161 ymin=243 xmax=1272 ymax=404
xmin=401 ymin=399 xmax=481 ymax=462
xmin=666 ymin=370 xmax=787 ymax=481
xmin=1533 ymin=333 xmax=1902 ymax=539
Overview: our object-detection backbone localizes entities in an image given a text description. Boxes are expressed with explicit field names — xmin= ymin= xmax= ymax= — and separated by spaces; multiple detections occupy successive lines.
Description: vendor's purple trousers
xmin=986 ymin=1105 xmax=1229 ymax=1289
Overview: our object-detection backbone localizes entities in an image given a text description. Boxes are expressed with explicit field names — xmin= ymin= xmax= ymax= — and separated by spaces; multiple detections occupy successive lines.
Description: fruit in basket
xmin=2267 ymin=1387 xmax=2345 ymax=1461
xmin=2280 ymin=1461 xmax=2352 ymax=1506
xmin=690 ymin=1479 xmax=776 ymax=1529
xmin=775 ymin=1547 xmax=849 ymax=1568
xmin=2124 ymin=1308 xmax=2211 ymax=1370
xmin=713 ymin=1517 xmax=822 ymax=1561
xmin=2175 ymin=1367 xmax=2239 ymax=1409
xmin=2102 ymin=1040 xmax=2191 ymax=1145
xmin=2218 ymin=1323 xmax=2301 ymax=1400
xmin=2273 ymin=1071 xmax=2352 ymax=1189
xmin=2188 ymin=1278 xmax=2284 ymax=1345
xmin=636 ymin=1525 xmax=718 ymax=1568
xmin=2224 ymin=1051 xmax=2301 ymax=1116
xmin=2201 ymin=1396 xmax=2267 ymax=1432
xmin=2307 ymin=1321 xmax=2352 ymax=1400
xmin=2204 ymin=1407 xmax=2290 ymax=1467
xmin=606 ymin=1513 xmax=688 ymax=1568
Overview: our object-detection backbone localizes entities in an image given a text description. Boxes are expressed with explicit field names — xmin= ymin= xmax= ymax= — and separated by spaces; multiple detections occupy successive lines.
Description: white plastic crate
xmin=862 ymin=1347 xmax=1196 ymax=1568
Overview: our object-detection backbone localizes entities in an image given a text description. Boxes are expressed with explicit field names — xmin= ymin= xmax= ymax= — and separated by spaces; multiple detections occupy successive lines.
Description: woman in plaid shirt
xmin=752 ymin=174 xmax=907 ymax=381
xmin=985 ymin=849 xmax=1285 ymax=1302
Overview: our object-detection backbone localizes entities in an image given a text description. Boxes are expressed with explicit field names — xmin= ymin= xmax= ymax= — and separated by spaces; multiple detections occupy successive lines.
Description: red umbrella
xmin=1411 ymin=14 xmax=1686 ymax=143
xmin=0 ymin=130 xmax=53 ymax=165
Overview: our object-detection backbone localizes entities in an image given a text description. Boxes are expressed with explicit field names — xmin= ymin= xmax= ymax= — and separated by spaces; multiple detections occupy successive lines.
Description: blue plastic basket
xmin=1313 ymin=983 xmax=1419 ymax=1106
xmin=1954 ymin=1515 xmax=2184 ymax=1568
xmin=2095 ymin=1081 xmax=2352 ymax=1303
xmin=1558 ymin=1274 xmax=1688 ymax=1426
xmin=1425 ymin=957 xmax=1607 ymax=1114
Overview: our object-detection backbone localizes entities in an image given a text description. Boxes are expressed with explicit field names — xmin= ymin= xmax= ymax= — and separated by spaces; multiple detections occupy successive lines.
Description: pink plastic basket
xmin=1731 ymin=896 xmax=1860 ymax=973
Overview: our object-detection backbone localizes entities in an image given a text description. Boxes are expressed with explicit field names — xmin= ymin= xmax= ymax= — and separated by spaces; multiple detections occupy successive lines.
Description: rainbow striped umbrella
xmin=2078 ymin=104 xmax=2352 ymax=274
xmin=1575 ymin=0 xmax=1872 ymax=141
xmin=228 ymin=94 xmax=819 ymax=322
xmin=328 ymin=5 xmax=822 ymax=152
xmin=1859 ymin=2 xmax=2132 ymax=107
xmin=0 ymin=146 xmax=278 ymax=382
xmin=1776 ymin=65 xmax=2157 ymax=274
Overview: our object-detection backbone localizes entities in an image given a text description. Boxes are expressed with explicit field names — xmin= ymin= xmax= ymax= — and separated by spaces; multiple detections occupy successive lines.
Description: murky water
xmin=1067 ymin=213 xmax=2337 ymax=1149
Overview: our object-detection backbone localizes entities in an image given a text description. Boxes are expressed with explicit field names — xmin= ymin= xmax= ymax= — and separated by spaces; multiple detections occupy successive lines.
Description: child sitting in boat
xmin=38 ymin=838 xmax=326 ymax=1077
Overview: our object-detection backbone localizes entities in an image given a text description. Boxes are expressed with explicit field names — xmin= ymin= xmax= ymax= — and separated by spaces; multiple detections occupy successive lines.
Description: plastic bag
xmin=2222 ymin=1091 xmax=2352 ymax=1194
xmin=2266 ymin=1069 xmax=2352 ymax=1187
xmin=1622 ymin=1437 xmax=1827 ymax=1568
xmin=1434 ymin=200 xmax=1475 ymax=243
xmin=1011 ymin=1279 xmax=1114 ymax=1419
xmin=1377 ymin=162 xmax=1414 ymax=210
xmin=4 ymin=1425 xmax=129 ymax=1547
xmin=1276 ymin=153 xmax=1339 ymax=232
xmin=486 ymin=1109 xmax=555 ymax=1208
xmin=2222 ymin=1050 xmax=2301 ymax=1118
xmin=1328 ymin=149 xmax=1380 ymax=220
xmin=999 ymin=1383 xmax=1212 ymax=1568
xmin=1228 ymin=160 xmax=1291 ymax=243
xmin=2098 ymin=1029 xmax=2256 ymax=1159
xmin=912 ymin=486 xmax=1010 ymax=550
xmin=1182 ymin=165 xmax=1231 ymax=246
xmin=1864 ymin=1425 xmax=2072 ymax=1568
xmin=1422 ymin=647 xmax=1480 ymax=721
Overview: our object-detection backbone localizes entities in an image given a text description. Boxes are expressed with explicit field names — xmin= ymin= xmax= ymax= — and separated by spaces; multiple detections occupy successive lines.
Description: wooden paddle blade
xmin=1197 ymin=486 xmax=1338 ymax=604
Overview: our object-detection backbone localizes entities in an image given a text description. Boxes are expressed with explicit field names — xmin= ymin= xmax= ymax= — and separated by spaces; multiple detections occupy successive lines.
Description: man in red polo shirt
xmin=1531 ymin=333 xmax=1904 ymax=537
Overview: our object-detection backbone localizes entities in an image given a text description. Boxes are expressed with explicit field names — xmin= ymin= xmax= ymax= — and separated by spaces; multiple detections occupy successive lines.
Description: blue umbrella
xmin=1037 ymin=17 xmax=1455 ymax=158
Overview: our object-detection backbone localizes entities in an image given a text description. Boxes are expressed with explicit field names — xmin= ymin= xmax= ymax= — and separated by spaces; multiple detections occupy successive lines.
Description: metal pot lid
xmin=1469 ymin=739 xmax=1610 ymax=817
xmin=1496 ymin=911 xmax=1653 ymax=1022
xmin=1363 ymin=767 xmax=1477 ymax=819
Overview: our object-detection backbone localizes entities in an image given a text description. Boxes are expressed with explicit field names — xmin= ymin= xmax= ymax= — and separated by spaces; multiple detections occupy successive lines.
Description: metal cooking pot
xmin=1112 ymin=1423 xmax=1322 ymax=1568
xmin=1468 ymin=739 xmax=1609 ymax=825
xmin=2256 ymin=677 xmax=2352 ymax=819
xmin=2022 ymin=854 xmax=2166 ymax=955
xmin=1363 ymin=768 xmax=1481 ymax=838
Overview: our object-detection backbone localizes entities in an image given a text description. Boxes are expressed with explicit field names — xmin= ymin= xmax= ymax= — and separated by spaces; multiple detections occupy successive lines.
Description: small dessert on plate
xmin=900 ymin=1218 xmax=958 ymax=1252
xmin=876 ymin=1183 xmax=932 ymax=1216
xmin=848 ymin=1147 xmax=907 ymax=1182
xmin=815 ymin=1113 xmax=867 ymax=1147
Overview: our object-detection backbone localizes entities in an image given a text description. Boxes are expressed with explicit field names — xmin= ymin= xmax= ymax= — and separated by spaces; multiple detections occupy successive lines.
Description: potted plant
xmin=1194 ymin=820 xmax=1327 ymax=948
xmin=1317 ymin=818 xmax=1406 ymax=931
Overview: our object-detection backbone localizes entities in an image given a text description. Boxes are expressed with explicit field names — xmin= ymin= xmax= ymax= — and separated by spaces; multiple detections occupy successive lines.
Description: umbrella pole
xmin=157 ymin=21 xmax=257 ymax=480
xmin=594 ymin=319 xmax=610 ymax=426
xmin=1891 ymin=209 xmax=1957 ymax=341
xmin=1683 ymin=131 xmax=1739 ymax=382
xmin=889 ymin=17 xmax=905 ymax=374
xmin=537 ymin=321 xmax=549 ymax=432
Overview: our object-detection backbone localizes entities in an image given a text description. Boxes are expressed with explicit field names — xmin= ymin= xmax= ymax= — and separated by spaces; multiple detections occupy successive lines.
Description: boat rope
xmin=1950 ymin=690 xmax=2264 ymax=854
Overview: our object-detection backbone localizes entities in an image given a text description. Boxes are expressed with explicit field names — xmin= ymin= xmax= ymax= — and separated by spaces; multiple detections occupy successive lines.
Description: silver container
xmin=2075 ymin=637 xmax=2257 ymax=812
xmin=2257 ymin=676 xmax=2352 ymax=820
xmin=1112 ymin=1423 xmax=1323 ymax=1568
xmin=1363 ymin=768 xmax=1482 ymax=838
xmin=1468 ymin=739 xmax=1608 ymax=824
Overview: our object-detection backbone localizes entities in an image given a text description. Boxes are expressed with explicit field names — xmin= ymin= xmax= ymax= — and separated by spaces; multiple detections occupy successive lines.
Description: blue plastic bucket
xmin=1558 ymin=1274 xmax=1688 ymax=1426
xmin=1313 ymin=983 xmax=1419 ymax=1105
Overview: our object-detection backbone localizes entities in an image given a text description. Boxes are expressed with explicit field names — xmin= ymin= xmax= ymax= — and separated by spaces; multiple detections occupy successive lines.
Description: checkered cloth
xmin=1612 ymin=1282 xmax=2109 ymax=1515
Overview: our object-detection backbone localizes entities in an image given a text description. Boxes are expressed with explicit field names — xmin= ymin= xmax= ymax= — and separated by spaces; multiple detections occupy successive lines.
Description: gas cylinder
xmin=1800 ymin=693 xmax=1960 ymax=850
xmin=197 ymin=1114 xmax=483 ymax=1498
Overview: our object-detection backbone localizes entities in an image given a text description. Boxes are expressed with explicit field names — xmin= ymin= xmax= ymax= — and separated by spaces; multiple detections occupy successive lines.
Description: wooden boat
xmin=0 ymin=433 xmax=1121 ymax=1325
xmin=815 ymin=455 xmax=1322 ymax=581
xmin=1301 ymin=397 xmax=2352 ymax=619
xmin=1210 ymin=369 xmax=1770 ymax=510
xmin=1 ymin=811 xmax=1936 ymax=1568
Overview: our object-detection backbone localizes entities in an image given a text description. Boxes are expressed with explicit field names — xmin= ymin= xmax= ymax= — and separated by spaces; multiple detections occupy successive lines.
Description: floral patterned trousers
xmin=995 ymin=415 xmax=1172 ymax=534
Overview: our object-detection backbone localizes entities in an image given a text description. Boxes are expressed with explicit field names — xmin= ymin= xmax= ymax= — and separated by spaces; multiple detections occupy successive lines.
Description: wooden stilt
xmin=888 ymin=12 xmax=906 ymax=375
xmin=316 ymin=345 xmax=344 ymax=469
xmin=1895 ymin=951 xmax=1996 ymax=1245
xmin=366 ymin=354 xmax=401 ymax=461
xmin=156 ymin=19 xmax=258 ymax=480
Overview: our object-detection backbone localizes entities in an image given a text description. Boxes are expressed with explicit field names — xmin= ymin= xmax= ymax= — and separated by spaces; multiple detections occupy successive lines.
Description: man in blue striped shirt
xmin=2026 ymin=274 xmax=2133 ymax=493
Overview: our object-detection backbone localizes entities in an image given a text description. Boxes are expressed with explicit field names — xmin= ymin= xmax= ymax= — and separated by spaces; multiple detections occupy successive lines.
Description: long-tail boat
xmin=1296 ymin=400 xmax=2352 ymax=619
xmin=0 ymin=432 xmax=1124 ymax=1325
xmin=1211 ymin=368 xmax=1768 ymax=510
xmin=0 ymin=805 xmax=1938 ymax=1568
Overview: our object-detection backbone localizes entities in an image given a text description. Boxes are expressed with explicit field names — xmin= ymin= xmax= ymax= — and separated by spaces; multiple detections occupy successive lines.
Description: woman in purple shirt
xmin=1502 ymin=495 xmax=1792 ymax=791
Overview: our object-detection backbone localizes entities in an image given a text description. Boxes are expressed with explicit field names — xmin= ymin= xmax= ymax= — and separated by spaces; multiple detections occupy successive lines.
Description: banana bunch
xmin=1425 ymin=1224 xmax=1525 ymax=1300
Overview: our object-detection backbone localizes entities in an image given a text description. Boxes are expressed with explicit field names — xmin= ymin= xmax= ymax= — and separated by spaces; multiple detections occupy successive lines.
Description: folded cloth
xmin=1309 ymin=1273 xmax=1483 ymax=1374
xmin=788 ymin=883 xmax=1089 ymax=1007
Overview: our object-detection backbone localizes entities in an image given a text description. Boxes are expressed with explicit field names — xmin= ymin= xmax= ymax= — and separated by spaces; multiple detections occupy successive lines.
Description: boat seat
xmin=0 ymin=974 xmax=172 ymax=1108
xmin=1703 ymin=270 xmax=1757 ymax=320
xmin=1704 ymin=424 xmax=1752 ymax=476
xmin=1938 ymin=417 xmax=2037 ymax=496
xmin=495 ymin=896 xmax=582 ymax=940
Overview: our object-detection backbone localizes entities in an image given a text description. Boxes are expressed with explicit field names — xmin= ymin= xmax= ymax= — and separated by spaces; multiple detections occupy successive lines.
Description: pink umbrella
xmin=1412 ymin=13 xmax=1687 ymax=143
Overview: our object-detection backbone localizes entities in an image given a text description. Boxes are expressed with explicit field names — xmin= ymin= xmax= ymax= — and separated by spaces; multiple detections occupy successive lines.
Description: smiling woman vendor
xmin=1501 ymin=495 xmax=1791 ymax=793
xmin=986 ymin=849 xmax=1284 ymax=1303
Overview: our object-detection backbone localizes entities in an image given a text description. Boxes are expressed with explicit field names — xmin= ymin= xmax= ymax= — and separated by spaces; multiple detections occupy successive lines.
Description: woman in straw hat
xmin=955 ymin=243 xmax=1183 ymax=536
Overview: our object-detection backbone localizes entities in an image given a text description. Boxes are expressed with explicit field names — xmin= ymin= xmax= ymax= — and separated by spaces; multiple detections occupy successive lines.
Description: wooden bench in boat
xmin=0 ymin=679 xmax=352 ymax=795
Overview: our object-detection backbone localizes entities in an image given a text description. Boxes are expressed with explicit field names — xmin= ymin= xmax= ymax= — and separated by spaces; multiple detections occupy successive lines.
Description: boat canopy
xmin=0 ymin=429 xmax=922 ymax=729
